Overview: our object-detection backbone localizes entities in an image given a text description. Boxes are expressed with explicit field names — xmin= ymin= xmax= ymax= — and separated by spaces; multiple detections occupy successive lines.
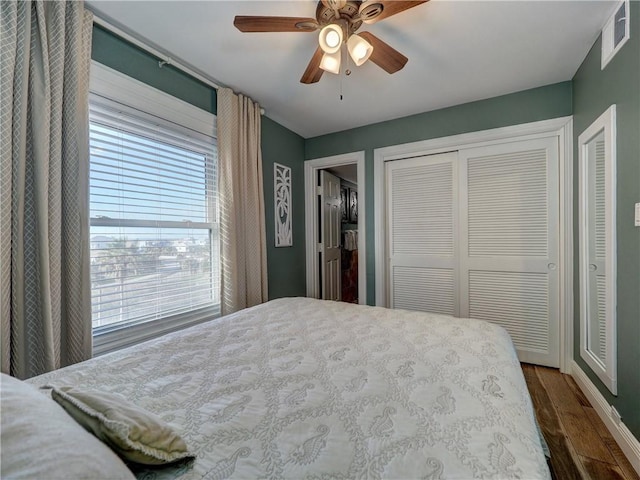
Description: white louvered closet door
xmin=458 ymin=137 xmax=560 ymax=367
xmin=586 ymin=137 xmax=607 ymax=364
xmin=387 ymin=152 xmax=459 ymax=315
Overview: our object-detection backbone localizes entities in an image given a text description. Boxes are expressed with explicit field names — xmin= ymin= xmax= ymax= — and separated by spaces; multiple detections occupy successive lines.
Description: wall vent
xmin=601 ymin=0 xmax=630 ymax=69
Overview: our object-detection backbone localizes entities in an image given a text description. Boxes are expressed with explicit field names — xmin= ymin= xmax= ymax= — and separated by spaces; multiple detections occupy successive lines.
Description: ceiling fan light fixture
xmin=320 ymin=50 xmax=341 ymax=74
xmin=319 ymin=24 xmax=343 ymax=53
xmin=347 ymin=34 xmax=373 ymax=66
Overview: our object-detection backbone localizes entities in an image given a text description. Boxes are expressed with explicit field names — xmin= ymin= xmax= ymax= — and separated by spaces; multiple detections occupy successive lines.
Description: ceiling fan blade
xmin=358 ymin=32 xmax=408 ymax=74
xmin=234 ymin=16 xmax=319 ymax=33
xmin=300 ymin=46 xmax=325 ymax=84
xmin=360 ymin=1 xmax=429 ymax=24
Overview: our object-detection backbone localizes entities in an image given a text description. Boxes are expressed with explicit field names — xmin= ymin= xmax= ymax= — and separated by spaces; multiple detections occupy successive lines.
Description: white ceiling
xmin=86 ymin=0 xmax=616 ymax=139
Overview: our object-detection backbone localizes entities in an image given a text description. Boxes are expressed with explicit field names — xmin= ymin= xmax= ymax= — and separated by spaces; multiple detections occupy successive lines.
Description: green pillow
xmin=47 ymin=385 xmax=194 ymax=466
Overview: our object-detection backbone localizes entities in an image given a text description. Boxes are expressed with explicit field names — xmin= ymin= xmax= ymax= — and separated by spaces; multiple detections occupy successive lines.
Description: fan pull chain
xmin=340 ymin=43 xmax=351 ymax=101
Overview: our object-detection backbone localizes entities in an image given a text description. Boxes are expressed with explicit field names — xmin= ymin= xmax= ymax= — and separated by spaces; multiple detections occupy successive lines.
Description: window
xmin=89 ymin=63 xmax=219 ymax=353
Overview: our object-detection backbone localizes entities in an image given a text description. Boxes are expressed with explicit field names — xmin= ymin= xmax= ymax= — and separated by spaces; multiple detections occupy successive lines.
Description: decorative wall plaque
xmin=274 ymin=163 xmax=292 ymax=247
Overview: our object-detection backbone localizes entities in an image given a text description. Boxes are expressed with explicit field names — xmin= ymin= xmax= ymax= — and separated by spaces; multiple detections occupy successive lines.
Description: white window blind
xmin=89 ymin=96 xmax=219 ymax=331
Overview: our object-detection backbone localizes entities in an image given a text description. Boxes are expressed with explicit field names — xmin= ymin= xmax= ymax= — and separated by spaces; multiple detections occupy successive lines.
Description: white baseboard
xmin=571 ymin=361 xmax=640 ymax=475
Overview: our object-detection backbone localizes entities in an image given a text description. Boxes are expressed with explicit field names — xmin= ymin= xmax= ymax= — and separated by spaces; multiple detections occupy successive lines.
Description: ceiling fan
xmin=234 ymin=0 xmax=428 ymax=84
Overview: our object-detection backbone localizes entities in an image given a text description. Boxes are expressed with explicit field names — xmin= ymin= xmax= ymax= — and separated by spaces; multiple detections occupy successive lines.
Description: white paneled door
xmin=387 ymin=137 xmax=560 ymax=367
xmin=320 ymin=170 xmax=342 ymax=301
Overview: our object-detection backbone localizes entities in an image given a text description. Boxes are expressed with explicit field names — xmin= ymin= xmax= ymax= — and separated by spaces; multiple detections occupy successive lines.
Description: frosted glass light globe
xmin=326 ymin=30 xmax=340 ymax=48
xmin=347 ymin=34 xmax=373 ymax=66
xmin=353 ymin=43 xmax=368 ymax=60
xmin=319 ymin=24 xmax=343 ymax=54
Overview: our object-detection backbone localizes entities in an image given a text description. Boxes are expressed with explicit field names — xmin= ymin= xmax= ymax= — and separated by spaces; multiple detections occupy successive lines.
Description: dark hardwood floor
xmin=522 ymin=363 xmax=639 ymax=480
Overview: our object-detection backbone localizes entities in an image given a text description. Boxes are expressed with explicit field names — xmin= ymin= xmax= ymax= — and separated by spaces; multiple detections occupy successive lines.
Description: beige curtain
xmin=1 ymin=1 xmax=93 ymax=378
xmin=217 ymin=88 xmax=268 ymax=315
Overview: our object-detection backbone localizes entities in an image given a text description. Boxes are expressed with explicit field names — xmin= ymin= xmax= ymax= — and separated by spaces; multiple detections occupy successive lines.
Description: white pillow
xmin=0 ymin=373 xmax=135 ymax=480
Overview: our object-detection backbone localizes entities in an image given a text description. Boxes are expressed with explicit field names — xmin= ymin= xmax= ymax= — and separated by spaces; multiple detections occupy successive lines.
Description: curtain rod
xmin=91 ymin=15 xmax=222 ymax=91
xmin=91 ymin=14 xmax=265 ymax=115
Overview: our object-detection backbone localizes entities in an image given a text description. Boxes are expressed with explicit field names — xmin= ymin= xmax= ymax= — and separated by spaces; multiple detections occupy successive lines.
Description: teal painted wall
xmin=91 ymin=25 xmax=306 ymax=300
xmin=92 ymin=25 xmax=215 ymax=114
xmin=305 ymin=82 xmax=573 ymax=304
xmin=261 ymin=117 xmax=307 ymax=298
xmin=572 ymin=2 xmax=640 ymax=439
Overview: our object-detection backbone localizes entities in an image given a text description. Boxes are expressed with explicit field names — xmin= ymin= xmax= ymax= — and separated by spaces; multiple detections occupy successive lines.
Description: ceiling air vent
xmin=601 ymin=0 xmax=630 ymax=69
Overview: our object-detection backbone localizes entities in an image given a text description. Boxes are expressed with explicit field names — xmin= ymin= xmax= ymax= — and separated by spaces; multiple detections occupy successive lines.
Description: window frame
xmin=89 ymin=61 xmax=220 ymax=356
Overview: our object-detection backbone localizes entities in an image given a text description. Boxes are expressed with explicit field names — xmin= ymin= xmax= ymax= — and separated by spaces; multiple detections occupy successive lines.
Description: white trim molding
xmin=373 ymin=116 xmax=574 ymax=372
xmin=305 ymin=152 xmax=366 ymax=303
xmin=558 ymin=118 xmax=575 ymax=377
xmin=571 ymin=361 xmax=640 ymax=476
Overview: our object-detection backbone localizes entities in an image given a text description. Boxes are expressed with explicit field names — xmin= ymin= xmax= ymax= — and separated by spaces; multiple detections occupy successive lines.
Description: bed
xmin=25 ymin=297 xmax=550 ymax=479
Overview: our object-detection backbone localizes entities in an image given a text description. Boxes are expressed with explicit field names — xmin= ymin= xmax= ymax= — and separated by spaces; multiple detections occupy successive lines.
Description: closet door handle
xmin=589 ymin=264 xmax=597 ymax=271
xmin=547 ymin=263 xmax=557 ymax=270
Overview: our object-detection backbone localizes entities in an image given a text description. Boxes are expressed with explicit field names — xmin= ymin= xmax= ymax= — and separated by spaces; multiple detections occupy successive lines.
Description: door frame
xmin=373 ymin=116 xmax=574 ymax=372
xmin=305 ymin=151 xmax=366 ymax=303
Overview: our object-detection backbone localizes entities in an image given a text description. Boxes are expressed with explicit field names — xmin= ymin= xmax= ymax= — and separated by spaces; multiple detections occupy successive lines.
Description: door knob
xmin=589 ymin=264 xmax=597 ymax=271
xmin=548 ymin=263 xmax=557 ymax=270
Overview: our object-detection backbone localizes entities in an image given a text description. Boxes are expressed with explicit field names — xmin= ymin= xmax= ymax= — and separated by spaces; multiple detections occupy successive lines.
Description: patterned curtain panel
xmin=0 ymin=1 xmax=93 ymax=378
xmin=217 ymin=88 xmax=268 ymax=315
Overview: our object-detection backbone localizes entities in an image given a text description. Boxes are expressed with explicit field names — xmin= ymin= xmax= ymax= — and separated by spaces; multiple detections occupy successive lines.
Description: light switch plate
xmin=636 ymin=203 xmax=640 ymax=227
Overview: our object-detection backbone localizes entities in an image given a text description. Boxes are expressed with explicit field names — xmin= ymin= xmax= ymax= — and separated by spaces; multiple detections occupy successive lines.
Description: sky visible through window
xmin=90 ymin=122 xmax=210 ymax=226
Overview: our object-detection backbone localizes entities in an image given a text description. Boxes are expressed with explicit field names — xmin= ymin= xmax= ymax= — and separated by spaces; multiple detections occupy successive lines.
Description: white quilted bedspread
xmin=29 ymin=298 xmax=550 ymax=479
